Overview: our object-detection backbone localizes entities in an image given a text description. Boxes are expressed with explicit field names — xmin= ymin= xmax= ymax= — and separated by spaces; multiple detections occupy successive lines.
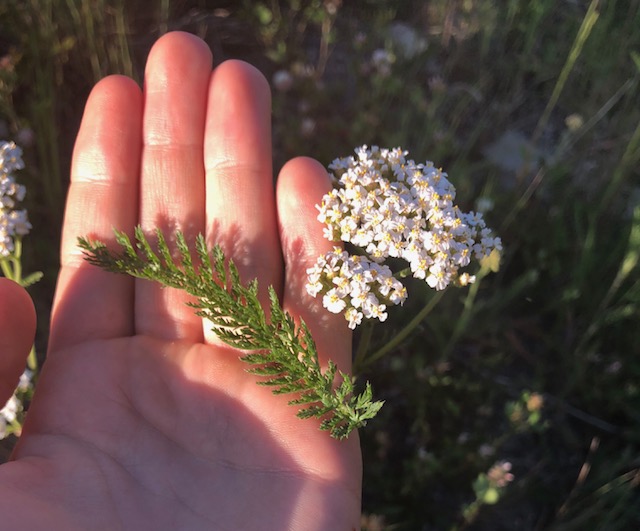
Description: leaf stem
xmin=361 ymin=289 xmax=446 ymax=369
xmin=353 ymin=320 xmax=374 ymax=372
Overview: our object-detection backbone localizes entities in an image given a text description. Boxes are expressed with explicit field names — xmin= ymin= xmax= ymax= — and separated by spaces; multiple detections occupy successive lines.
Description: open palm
xmin=0 ymin=32 xmax=361 ymax=530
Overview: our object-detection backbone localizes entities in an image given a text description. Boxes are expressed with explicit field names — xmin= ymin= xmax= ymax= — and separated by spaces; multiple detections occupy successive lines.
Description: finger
xmin=0 ymin=279 xmax=36 ymax=403
xmin=277 ymin=157 xmax=351 ymax=372
xmin=50 ymin=75 xmax=142 ymax=350
xmin=203 ymin=60 xmax=281 ymax=344
xmin=136 ymin=32 xmax=212 ymax=341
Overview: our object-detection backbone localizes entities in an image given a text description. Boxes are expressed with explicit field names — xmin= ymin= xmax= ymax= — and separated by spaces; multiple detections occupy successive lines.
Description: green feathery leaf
xmin=77 ymin=227 xmax=382 ymax=439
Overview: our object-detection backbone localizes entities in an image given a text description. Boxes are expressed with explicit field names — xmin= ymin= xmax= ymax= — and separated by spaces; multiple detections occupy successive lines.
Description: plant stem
xmin=532 ymin=0 xmax=600 ymax=144
xmin=394 ymin=266 xmax=413 ymax=279
xmin=12 ymin=237 xmax=23 ymax=284
xmin=598 ymin=93 xmax=640 ymax=212
xmin=499 ymin=167 xmax=545 ymax=233
xmin=0 ymin=260 xmax=12 ymax=280
xmin=442 ymin=262 xmax=495 ymax=360
xmin=27 ymin=346 xmax=38 ymax=372
xmin=360 ymin=290 xmax=445 ymax=369
xmin=353 ymin=320 xmax=374 ymax=373
xmin=0 ymin=238 xmax=22 ymax=283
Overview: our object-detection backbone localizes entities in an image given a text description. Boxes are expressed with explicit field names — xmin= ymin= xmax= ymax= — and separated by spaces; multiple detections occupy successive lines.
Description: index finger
xmin=49 ymin=75 xmax=142 ymax=351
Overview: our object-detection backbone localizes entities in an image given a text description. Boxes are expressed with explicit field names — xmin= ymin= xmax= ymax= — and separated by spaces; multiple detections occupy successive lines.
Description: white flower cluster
xmin=306 ymin=145 xmax=502 ymax=328
xmin=0 ymin=141 xmax=31 ymax=257
xmin=307 ymin=247 xmax=408 ymax=329
xmin=0 ymin=369 xmax=32 ymax=440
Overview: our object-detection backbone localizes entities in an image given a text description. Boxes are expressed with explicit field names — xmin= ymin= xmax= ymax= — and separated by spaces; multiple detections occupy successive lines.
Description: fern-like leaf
xmin=77 ymin=227 xmax=382 ymax=439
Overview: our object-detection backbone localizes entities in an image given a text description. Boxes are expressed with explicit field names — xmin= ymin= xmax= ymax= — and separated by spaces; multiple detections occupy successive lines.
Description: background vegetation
xmin=1 ymin=0 xmax=639 ymax=529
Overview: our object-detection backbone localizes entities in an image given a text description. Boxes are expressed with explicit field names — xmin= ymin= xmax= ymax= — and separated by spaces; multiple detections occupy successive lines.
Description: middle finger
xmin=136 ymin=32 xmax=212 ymax=341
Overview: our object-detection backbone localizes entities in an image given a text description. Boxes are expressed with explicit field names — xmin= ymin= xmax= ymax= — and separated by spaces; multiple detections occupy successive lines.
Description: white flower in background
xmin=272 ymin=69 xmax=294 ymax=92
xmin=565 ymin=113 xmax=584 ymax=132
xmin=0 ymin=141 xmax=31 ymax=257
xmin=0 ymin=369 xmax=33 ymax=440
xmin=300 ymin=117 xmax=316 ymax=137
xmin=370 ymin=49 xmax=395 ymax=77
xmin=0 ymin=395 xmax=21 ymax=440
xmin=0 ymin=140 xmax=25 ymax=175
xmin=0 ymin=395 xmax=20 ymax=425
xmin=17 ymin=369 xmax=33 ymax=392
xmin=307 ymin=145 xmax=502 ymax=328
xmin=475 ymin=197 xmax=494 ymax=214
xmin=387 ymin=22 xmax=428 ymax=59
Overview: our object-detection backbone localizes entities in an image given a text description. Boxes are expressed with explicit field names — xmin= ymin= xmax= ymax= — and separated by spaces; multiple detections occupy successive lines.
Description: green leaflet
xmin=77 ymin=226 xmax=382 ymax=439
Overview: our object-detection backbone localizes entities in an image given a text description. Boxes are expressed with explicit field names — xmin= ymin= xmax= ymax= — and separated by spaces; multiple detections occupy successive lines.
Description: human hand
xmin=0 ymin=32 xmax=361 ymax=530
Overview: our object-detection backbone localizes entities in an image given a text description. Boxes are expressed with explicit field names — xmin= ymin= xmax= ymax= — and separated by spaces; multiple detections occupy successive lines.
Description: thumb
xmin=0 ymin=278 xmax=36 ymax=404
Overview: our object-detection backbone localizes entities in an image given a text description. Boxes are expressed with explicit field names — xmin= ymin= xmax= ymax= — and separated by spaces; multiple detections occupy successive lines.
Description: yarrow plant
xmin=0 ymin=140 xmax=41 ymax=440
xmin=0 ymin=141 xmax=31 ymax=259
xmin=79 ymin=145 xmax=502 ymax=439
xmin=0 ymin=370 xmax=34 ymax=439
xmin=306 ymin=145 xmax=502 ymax=329
xmin=79 ymin=228 xmax=383 ymax=440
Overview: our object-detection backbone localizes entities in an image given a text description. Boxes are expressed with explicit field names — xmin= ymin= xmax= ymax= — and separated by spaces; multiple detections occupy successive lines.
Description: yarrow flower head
xmin=306 ymin=145 xmax=502 ymax=328
xmin=0 ymin=141 xmax=31 ymax=257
